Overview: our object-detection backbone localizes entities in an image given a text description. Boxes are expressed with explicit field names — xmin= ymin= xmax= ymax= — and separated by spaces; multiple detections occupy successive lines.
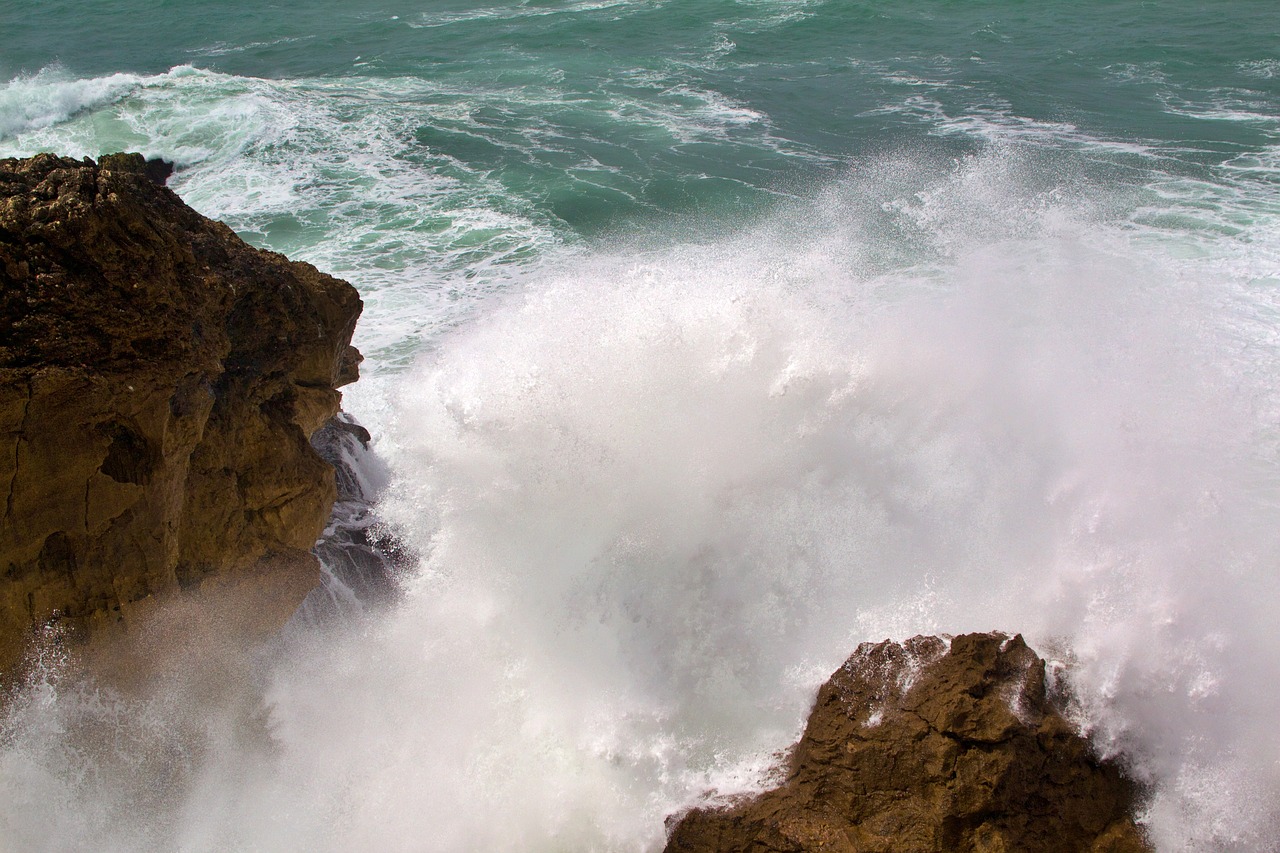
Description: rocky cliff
xmin=0 ymin=152 xmax=362 ymax=675
xmin=665 ymin=633 xmax=1151 ymax=853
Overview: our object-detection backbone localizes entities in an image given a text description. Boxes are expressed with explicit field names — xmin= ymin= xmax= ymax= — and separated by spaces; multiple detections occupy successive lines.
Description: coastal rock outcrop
xmin=665 ymin=633 xmax=1150 ymax=853
xmin=0 ymin=152 xmax=362 ymax=674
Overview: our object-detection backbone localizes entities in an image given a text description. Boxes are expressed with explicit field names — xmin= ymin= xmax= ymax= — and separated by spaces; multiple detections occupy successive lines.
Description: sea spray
xmin=372 ymin=211 xmax=1280 ymax=851
xmin=4 ymin=0 xmax=1280 ymax=846
xmin=6 ymin=166 xmax=1278 ymax=850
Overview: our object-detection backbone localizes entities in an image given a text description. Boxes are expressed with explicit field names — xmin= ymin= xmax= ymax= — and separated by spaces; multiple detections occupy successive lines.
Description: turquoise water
xmin=4 ymin=1 xmax=1279 ymax=364
xmin=4 ymin=3 xmax=1280 ymax=852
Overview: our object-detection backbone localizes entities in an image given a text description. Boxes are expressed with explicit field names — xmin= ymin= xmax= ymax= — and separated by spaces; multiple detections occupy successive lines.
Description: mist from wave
xmin=3 ymin=147 xmax=1280 ymax=851
xmin=3 ymin=3 xmax=1280 ymax=848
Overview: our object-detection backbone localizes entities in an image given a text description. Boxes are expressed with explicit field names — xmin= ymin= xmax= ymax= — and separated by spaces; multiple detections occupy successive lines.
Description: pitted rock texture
xmin=665 ymin=633 xmax=1151 ymax=853
xmin=0 ymin=152 xmax=362 ymax=673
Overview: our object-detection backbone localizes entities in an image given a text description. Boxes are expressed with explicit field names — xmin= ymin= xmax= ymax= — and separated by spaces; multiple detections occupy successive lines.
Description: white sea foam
xmin=1238 ymin=59 xmax=1280 ymax=80
xmin=0 ymin=66 xmax=143 ymax=139
xmin=188 ymin=35 xmax=314 ymax=58
xmin=410 ymin=0 xmax=665 ymax=30
xmin=864 ymin=93 xmax=1163 ymax=160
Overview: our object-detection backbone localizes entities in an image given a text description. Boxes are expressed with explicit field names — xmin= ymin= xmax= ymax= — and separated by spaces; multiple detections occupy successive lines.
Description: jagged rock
xmin=0 ymin=152 xmax=362 ymax=674
xmin=665 ymin=633 xmax=1151 ymax=853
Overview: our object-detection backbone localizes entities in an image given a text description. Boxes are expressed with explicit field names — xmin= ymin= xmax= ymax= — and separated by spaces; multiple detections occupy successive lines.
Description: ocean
xmin=2 ymin=1 xmax=1280 ymax=850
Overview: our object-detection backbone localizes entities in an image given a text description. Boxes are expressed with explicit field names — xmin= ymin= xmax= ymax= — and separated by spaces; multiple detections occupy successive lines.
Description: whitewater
xmin=3 ymin=1 xmax=1280 ymax=851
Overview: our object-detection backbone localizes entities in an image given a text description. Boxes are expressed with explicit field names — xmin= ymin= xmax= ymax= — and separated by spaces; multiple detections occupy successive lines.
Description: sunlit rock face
xmin=0 ymin=152 xmax=362 ymax=674
xmin=665 ymin=632 xmax=1151 ymax=853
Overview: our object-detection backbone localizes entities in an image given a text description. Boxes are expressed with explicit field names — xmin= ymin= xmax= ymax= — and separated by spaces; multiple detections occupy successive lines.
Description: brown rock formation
xmin=0 ymin=152 xmax=362 ymax=675
xmin=665 ymin=633 xmax=1151 ymax=853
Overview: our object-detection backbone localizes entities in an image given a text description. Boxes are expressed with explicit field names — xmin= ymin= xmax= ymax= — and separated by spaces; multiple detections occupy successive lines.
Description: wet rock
xmin=665 ymin=633 xmax=1151 ymax=853
xmin=0 ymin=152 xmax=362 ymax=674
xmin=301 ymin=413 xmax=406 ymax=622
xmin=143 ymin=157 xmax=174 ymax=186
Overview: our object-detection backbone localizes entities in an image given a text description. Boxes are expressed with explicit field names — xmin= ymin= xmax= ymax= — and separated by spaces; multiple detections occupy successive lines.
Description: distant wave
xmin=0 ymin=66 xmax=142 ymax=139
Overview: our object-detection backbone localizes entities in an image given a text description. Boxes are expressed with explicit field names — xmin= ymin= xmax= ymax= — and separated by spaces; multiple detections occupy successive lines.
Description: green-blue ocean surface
xmin=3 ymin=2 xmax=1280 ymax=851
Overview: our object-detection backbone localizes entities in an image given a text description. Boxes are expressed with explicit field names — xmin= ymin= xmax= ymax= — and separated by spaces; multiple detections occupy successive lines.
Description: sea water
xmin=2 ymin=1 xmax=1280 ymax=850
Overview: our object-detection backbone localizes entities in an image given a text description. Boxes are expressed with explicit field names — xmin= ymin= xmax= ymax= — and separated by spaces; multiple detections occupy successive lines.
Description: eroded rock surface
xmin=0 ymin=152 xmax=362 ymax=673
xmin=665 ymin=633 xmax=1151 ymax=853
